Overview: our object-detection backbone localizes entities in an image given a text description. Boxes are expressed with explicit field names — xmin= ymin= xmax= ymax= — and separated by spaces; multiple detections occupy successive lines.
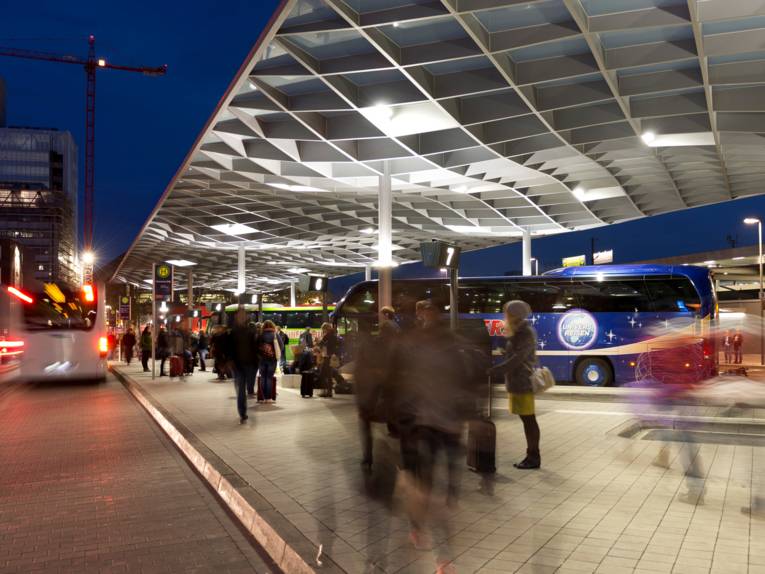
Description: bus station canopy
xmin=114 ymin=0 xmax=765 ymax=291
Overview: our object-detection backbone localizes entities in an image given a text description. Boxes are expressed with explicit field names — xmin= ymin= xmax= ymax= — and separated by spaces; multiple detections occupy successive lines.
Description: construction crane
xmin=0 ymin=35 xmax=167 ymax=253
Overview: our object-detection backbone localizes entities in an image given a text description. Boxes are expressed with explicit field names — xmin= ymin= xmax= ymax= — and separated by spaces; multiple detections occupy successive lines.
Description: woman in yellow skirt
xmin=489 ymin=300 xmax=541 ymax=469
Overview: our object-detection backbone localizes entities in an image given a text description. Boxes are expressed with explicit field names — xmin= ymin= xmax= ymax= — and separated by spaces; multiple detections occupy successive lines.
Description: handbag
xmin=531 ymin=366 xmax=555 ymax=394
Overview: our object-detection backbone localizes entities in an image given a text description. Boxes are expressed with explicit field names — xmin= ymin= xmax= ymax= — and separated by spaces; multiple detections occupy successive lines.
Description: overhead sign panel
xmin=593 ymin=250 xmax=613 ymax=265
xmin=562 ymin=255 xmax=586 ymax=267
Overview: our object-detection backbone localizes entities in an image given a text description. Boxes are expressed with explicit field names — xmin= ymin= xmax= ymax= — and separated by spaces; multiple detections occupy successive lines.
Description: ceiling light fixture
xmin=166 ymin=259 xmax=197 ymax=267
xmin=372 ymin=103 xmax=394 ymax=120
xmin=361 ymin=227 xmax=376 ymax=234
xmin=641 ymin=131 xmax=656 ymax=145
xmin=211 ymin=223 xmax=257 ymax=235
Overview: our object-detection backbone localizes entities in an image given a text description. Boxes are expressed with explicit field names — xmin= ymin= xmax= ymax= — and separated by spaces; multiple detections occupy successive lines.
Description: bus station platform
xmin=112 ymin=362 xmax=765 ymax=574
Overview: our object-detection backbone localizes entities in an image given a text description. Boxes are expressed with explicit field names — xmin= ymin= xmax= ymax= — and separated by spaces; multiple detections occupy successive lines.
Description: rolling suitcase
xmin=300 ymin=371 xmax=315 ymax=398
xmin=467 ymin=377 xmax=496 ymax=473
xmin=169 ymin=355 xmax=184 ymax=378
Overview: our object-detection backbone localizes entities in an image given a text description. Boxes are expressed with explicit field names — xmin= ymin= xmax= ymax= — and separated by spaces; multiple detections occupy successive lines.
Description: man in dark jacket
xmin=157 ymin=326 xmax=170 ymax=376
xmin=230 ymin=309 xmax=258 ymax=423
xmin=121 ymin=328 xmax=136 ymax=365
xmin=140 ymin=326 xmax=152 ymax=372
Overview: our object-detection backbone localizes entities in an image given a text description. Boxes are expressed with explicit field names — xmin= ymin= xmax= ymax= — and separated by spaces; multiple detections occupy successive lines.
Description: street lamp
xmin=744 ymin=217 xmax=763 ymax=366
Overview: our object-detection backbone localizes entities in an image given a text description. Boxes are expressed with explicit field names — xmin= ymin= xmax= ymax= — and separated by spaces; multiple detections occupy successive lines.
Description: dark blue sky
xmin=3 ymin=1 xmax=765 ymax=285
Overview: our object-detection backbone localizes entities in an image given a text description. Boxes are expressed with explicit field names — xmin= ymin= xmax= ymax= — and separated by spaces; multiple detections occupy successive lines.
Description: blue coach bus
xmin=332 ymin=265 xmax=717 ymax=386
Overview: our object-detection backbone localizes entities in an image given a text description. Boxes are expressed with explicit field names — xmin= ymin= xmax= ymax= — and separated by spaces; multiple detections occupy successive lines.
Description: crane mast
xmin=0 ymin=36 xmax=166 ymax=259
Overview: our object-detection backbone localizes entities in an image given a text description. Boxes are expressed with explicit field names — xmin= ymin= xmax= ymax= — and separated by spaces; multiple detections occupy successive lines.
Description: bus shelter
xmin=113 ymin=0 xmax=765 ymax=308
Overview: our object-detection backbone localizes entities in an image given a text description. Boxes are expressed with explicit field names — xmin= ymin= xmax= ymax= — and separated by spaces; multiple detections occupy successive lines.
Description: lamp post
xmin=744 ymin=217 xmax=763 ymax=366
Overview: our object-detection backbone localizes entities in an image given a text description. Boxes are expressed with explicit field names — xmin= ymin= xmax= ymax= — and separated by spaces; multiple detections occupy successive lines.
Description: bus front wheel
xmin=574 ymin=358 xmax=613 ymax=387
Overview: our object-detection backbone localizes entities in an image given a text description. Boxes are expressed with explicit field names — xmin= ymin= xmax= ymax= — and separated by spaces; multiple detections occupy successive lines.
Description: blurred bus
xmin=208 ymin=304 xmax=335 ymax=357
xmin=8 ymin=282 xmax=108 ymax=382
xmin=332 ymin=265 xmax=717 ymax=386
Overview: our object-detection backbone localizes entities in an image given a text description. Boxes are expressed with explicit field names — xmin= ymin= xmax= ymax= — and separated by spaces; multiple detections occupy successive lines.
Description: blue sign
xmin=557 ymin=310 xmax=598 ymax=350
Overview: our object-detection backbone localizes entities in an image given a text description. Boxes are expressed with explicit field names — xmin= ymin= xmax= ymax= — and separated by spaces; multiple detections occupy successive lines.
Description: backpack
xmin=260 ymin=341 xmax=275 ymax=360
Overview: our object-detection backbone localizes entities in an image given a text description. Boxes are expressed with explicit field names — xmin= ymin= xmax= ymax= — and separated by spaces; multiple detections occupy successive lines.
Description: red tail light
xmin=83 ymin=284 xmax=95 ymax=302
xmin=0 ymin=339 xmax=24 ymax=357
xmin=7 ymin=286 xmax=33 ymax=304
xmin=98 ymin=336 xmax=108 ymax=357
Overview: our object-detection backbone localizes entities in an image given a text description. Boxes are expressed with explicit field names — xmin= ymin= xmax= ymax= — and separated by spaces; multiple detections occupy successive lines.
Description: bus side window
xmin=575 ymin=279 xmax=651 ymax=313
xmin=511 ymin=281 xmax=570 ymax=313
xmin=459 ymin=282 xmax=506 ymax=314
xmin=645 ymin=278 xmax=700 ymax=313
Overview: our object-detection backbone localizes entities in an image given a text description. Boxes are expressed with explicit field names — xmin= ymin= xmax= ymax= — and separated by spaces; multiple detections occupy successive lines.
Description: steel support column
xmin=237 ymin=246 xmax=246 ymax=297
xmin=522 ymin=230 xmax=532 ymax=276
xmin=378 ymin=161 xmax=393 ymax=318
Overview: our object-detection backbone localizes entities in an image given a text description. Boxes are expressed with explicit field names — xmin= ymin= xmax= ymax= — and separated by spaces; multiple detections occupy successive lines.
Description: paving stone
xmin=110 ymin=363 xmax=765 ymax=573
xmin=0 ymin=375 xmax=274 ymax=574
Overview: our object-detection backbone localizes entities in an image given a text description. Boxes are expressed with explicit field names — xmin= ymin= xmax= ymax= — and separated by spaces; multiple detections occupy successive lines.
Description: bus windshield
xmin=23 ymin=283 xmax=98 ymax=331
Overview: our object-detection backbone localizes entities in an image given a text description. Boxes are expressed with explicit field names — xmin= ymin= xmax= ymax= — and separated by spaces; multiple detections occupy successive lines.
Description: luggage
xmin=467 ymin=418 xmax=496 ymax=473
xmin=467 ymin=377 xmax=496 ymax=473
xmin=169 ymin=355 xmax=184 ymax=378
xmin=300 ymin=371 xmax=315 ymax=397
xmin=258 ymin=375 xmax=277 ymax=401
xmin=335 ymin=378 xmax=353 ymax=394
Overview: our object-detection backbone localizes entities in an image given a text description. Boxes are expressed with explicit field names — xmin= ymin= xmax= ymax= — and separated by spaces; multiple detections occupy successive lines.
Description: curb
xmin=111 ymin=366 xmax=343 ymax=574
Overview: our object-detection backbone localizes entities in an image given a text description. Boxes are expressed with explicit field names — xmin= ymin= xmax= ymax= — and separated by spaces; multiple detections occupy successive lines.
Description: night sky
xmin=3 ymin=1 xmax=765 ymax=290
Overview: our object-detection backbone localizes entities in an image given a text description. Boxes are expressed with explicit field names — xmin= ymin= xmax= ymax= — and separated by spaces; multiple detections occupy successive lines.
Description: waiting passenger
xmin=140 ymin=326 xmax=151 ymax=372
xmin=256 ymin=320 xmax=280 ymax=402
xmin=489 ymin=300 xmax=541 ymax=469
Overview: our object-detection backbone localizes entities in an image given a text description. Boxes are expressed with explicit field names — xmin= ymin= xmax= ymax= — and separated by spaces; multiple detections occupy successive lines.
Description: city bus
xmin=8 ymin=281 xmax=108 ymax=382
xmin=332 ymin=265 xmax=717 ymax=386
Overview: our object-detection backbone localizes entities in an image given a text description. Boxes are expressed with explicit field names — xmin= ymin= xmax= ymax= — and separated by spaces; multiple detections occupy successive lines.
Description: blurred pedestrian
xmin=122 ymin=328 xmax=136 ymax=365
xmin=230 ymin=309 xmax=258 ymax=423
xmin=722 ymin=329 xmax=733 ymax=364
xmin=157 ymin=326 xmax=169 ymax=376
xmin=107 ymin=332 xmax=117 ymax=360
xmin=276 ymin=326 xmax=290 ymax=372
xmin=210 ymin=325 xmax=230 ymax=380
xmin=257 ymin=320 xmax=280 ymax=402
xmin=299 ymin=325 xmax=314 ymax=349
xmin=380 ymin=305 xmax=400 ymax=336
xmin=317 ymin=323 xmax=344 ymax=398
xmin=733 ymin=328 xmax=744 ymax=364
xmin=388 ymin=299 xmax=471 ymax=571
xmin=140 ymin=325 xmax=151 ymax=372
xmin=353 ymin=318 xmax=387 ymax=471
xmin=489 ymin=300 xmax=541 ymax=469
xmin=197 ymin=330 xmax=209 ymax=372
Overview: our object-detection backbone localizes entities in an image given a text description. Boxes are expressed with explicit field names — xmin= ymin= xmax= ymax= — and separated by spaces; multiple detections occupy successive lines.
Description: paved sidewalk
xmin=114 ymin=363 xmax=765 ymax=574
xmin=0 ymin=374 xmax=277 ymax=574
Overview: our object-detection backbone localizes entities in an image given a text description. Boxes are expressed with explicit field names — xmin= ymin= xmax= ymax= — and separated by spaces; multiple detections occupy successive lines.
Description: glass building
xmin=0 ymin=125 xmax=78 ymax=288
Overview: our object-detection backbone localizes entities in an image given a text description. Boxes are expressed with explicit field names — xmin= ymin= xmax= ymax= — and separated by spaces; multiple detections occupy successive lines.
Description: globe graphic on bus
xmin=557 ymin=310 xmax=598 ymax=350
